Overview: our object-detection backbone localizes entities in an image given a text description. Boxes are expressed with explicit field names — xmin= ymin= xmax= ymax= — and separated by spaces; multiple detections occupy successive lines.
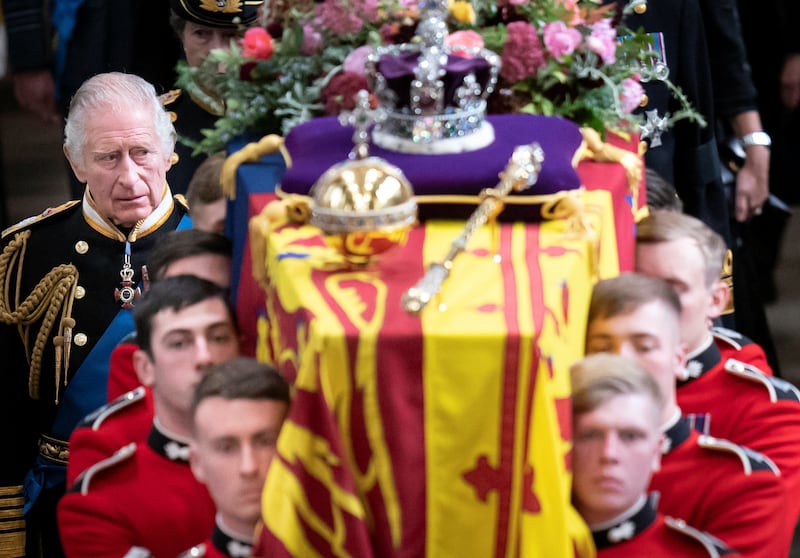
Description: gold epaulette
xmin=75 ymin=443 xmax=136 ymax=495
xmin=2 ymin=200 xmax=80 ymax=240
xmin=0 ymin=485 xmax=24 ymax=556
xmin=697 ymin=434 xmax=780 ymax=476
xmin=174 ymin=193 xmax=189 ymax=210
xmin=159 ymin=88 xmax=182 ymax=106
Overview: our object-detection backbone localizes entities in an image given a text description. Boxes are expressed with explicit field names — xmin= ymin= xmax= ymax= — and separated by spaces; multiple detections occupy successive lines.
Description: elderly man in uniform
xmin=163 ymin=0 xmax=264 ymax=194
xmin=0 ymin=72 xmax=190 ymax=557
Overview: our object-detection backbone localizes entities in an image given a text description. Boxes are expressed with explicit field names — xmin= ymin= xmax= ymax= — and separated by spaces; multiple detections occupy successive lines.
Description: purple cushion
xmin=280 ymin=114 xmax=583 ymax=201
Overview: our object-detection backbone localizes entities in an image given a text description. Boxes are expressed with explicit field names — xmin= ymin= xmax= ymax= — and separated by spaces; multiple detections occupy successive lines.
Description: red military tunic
xmin=592 ymin=494 xmax=739 ymax=557
xmin=58 ymin=423 xmax=215 ymax=557
xmin=179 ymin=522 xmax=254 ymax=558
xmin=650 ymin=416 xmax=789 ymax=557
xmin=66 ymin=385 xmax=153 ymax=485
xmin=106 ymin=340 xmax=144 ymax=400
xmin=678 ymin=329 xmax=800 ymax=541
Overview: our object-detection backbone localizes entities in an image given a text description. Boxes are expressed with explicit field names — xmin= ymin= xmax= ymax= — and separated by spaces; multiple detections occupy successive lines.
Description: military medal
xmin=114 ymin=240 xmax=141 ymax=308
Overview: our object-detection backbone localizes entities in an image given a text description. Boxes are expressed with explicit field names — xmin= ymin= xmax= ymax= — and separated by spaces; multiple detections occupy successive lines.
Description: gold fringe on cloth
xmin=221 ymin=134 xmax=291 ymax=200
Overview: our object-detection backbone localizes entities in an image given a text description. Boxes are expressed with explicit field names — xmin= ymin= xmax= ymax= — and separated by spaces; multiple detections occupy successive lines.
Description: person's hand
xmin=12 ymin=70 xmax=61 ymax=124
xmin=781 ymin=54 xmax=800 ymax=110
xmin=735 ymin=145 xmax=770 ymax=222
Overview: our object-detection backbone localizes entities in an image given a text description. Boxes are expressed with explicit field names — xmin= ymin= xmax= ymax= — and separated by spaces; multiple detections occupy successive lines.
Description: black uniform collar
xmin=147 ymin=420 xmax=191 ymax=464
xmin=591 ymin=493 xmax=658 ymax=549
xmin=681 ymin=335 xmax=720 ymax=385
xmin=661 ymin=413 xmax=691 ymax=455
xmin=211 ymin=520 xmax=253 ymax=558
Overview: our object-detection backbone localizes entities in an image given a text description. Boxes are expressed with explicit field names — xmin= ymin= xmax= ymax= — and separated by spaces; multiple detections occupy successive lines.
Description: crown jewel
xmin=366 ymin=0 xmax=501 ymax=154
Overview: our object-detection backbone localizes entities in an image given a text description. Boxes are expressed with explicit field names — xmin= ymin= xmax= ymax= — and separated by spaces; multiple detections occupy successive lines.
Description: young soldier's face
xmin=136 ymin=298 xmax=240 ymax=417
xmin=572 ymin=393 xmax=662 ymax=525
xmin=585 ymin=300 xmax=686 ymax=415
xmin=635 ymin=238 xmax=715 ymax=351
xmin=190 ymin=396 xmax=288 ymax=535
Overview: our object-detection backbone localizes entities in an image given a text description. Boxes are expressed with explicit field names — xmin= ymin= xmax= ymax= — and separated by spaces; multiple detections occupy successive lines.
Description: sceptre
xmin=401 ymin=142 xmax=545 ymax=315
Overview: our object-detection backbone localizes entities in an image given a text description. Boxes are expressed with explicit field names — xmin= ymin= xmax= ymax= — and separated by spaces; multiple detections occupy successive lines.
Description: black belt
xmin=38 ymin=434 xmax=69 ymax=465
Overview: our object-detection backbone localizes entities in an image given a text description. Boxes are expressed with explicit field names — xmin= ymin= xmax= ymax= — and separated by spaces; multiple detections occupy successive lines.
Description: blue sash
xmin=24 ymin=214 xmax=193 ymax=512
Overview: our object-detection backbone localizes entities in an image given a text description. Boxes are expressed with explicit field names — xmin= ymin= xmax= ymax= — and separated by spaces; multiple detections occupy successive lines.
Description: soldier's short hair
xmin=191 ymin=357 xmax=290 ymax=423
xmin=571 ymin=353 xmax=664 ymax=420
xmin=636 ymin=209 xmax=727 ymax=287
xmin=146 ymin=229 xmax=232 ymax=283
xmin=588 ymin=272 xmax=681 ymax=326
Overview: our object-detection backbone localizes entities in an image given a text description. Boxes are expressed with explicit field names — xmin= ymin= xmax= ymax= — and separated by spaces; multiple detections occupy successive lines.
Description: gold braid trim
xmin=0 ymin=231 xmax=79 ymax=402
xmin=0 ymin=484 xmax=24 ymax=556
xmin=220 ymin=134 xmax=290 ymax=200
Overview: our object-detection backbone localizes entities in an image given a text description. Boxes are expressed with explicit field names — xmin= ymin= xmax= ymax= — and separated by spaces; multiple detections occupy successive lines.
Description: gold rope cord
xmin=0 ymin=231 xmax=79 ymax=401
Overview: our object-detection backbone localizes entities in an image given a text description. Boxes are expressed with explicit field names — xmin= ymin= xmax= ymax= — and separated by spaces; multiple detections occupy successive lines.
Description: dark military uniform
xmin=58 ymin=423 xmax=215 ymax=557
xmin=678 ymin=328 xmax=800 ymax=542
xmin=179 ymin=523 xmax=255 ymax=558
xmin=66 ymin=385 xmax=153 ymax=486
xmin=592 ymin=494 xmax=739 ymax=557
xmin=616 ymin=0 xmax=731 ymax=244
xmin=163 ymin=89 xmax=224 ymax=196
xmin=650 ymin=416 xmax=791 ymax=557
xmin=0 ymin=193 xmax=189 ymax=556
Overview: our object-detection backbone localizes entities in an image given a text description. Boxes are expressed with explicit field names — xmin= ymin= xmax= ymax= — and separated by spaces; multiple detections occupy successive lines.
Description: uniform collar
xmin=147 ymin=418 xmax=192 ymax=464
xmin=661 ymin=413 xmax=691 ymax=454
xmin=681 ymin=334 xmax=720 ymax=385
xmin=591 ymin=494 xmax=657 ymax=549
xmin=211 ymin=519 xmax=253 ymax=558
xmin=82 ymin=183 xmax=175 ymax=241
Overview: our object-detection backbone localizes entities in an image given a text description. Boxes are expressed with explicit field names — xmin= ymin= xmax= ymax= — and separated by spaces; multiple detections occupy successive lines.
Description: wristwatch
xmin=740 ymin=131 xmax=772 ymax=148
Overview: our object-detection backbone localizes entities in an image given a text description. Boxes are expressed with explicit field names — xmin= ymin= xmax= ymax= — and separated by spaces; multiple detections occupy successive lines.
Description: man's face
xmin=181 ymin=22 xmax=243 ymax=66
xmin=135 ymin=298 xmax=240 ymax=417
xmin=585 ymin=301 xmax=685 ymax=410
xmin=635 ymin=238 xmax=714 ymax=351
xmin=572 ymin=393 xmax=662 ymax=525
xmin=190 ymin=199 xmax=227 ymax=236
xmin=68 ymin=107 xmax=171 ymax=228
xmin=163 ymin=253 xmax=232 ymax=288
xmin=190 ymin=396 xmax=288 ymax=534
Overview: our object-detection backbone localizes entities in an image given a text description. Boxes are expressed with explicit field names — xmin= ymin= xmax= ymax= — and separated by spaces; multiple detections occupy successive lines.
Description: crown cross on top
xmin=339 ymin=90 xmax=385 ymax=160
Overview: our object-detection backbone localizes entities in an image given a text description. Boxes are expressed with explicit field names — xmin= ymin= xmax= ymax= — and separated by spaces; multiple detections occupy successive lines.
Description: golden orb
xmin=310 ymin=156 xmax=417 ymax=266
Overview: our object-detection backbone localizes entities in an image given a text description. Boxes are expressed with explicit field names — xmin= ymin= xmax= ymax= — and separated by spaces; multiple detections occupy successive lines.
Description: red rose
xmin=242 ymin=27 xmax=274 ymax=60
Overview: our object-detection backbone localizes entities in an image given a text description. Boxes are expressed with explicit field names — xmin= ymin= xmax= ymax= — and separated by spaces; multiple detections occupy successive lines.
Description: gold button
xmin=74 ymin=333 xmax=88 ymax=347
xmin=75 ymin=241 xmax=89 ymax=254
xmin=75 ymin=286 xmax=86 ymax=299
xmin=634 ymin=2 xmax=647 ymax=14
xmin=639 ymin=93 xmax=649 ymax=108
xmin=638 ymin=140 xmax=649 ymax=156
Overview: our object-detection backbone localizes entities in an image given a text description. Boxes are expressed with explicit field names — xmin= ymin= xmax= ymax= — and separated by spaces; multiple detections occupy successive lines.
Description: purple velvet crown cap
xmin=280 ymin=113 xmax=583 ymax=199
xmin=378 ymin=51 xmax=493 ymax=108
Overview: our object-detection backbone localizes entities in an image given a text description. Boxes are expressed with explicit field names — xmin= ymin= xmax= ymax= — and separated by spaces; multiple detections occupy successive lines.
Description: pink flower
xmin=508 ymin=0 xmax=528 ymax=5
xmin=542 ymin=20 xmax=582 ymax=62
xmin=586 ymin=19 xmax=617 ymax=64
xmin=557 ymin=0 xmax=583 ymax=25
xmin=242 ymin=27 xmax=274 ymax=60
xmin=619 ymin=76 xmax=644 ymax=113
xmin=314 ymin=0 xmax=378 ymax=35
xmin=445 ymin=30 xmax=485 ymax=57
xmin=301 ymin=24 xmax=323 ymax=55
xmin=500 ymin=21 xmax=546 ymax=83
xmin=344 ymin=45 xmax=372 ymax=76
